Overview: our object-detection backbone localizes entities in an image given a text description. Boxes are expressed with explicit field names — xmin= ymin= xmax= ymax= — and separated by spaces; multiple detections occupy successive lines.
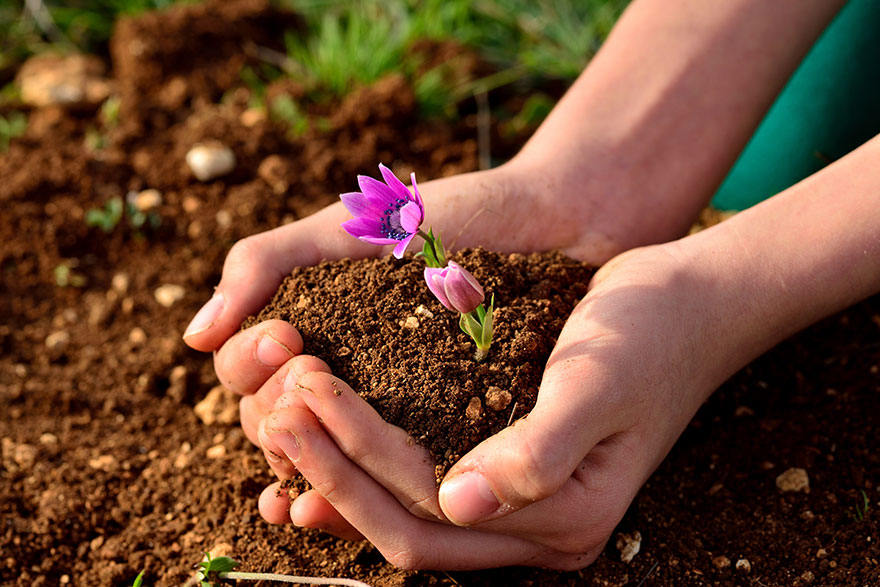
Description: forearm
xmin=516 ymin=0 xmax=845 ymax=246
xmin=684 ymin=133 xmax=880 ymax=386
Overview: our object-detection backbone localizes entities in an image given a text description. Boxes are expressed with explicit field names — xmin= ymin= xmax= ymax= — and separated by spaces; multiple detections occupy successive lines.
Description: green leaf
xmin=204 ymin=554 xmax=240 ymax=574
xmin=131 ymin=570 xmax=144 ymax=587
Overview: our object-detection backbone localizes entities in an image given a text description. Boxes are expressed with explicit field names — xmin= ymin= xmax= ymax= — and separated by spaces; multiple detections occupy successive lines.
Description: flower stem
xmin=221 ymin=571 xmax=373 ymax=586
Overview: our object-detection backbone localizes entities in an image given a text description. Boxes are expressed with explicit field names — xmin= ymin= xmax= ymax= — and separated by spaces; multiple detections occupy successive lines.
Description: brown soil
xmin=1 ymin=2 xmax=877 ymax=587
xmin=245 ymin=249 xmax=594 ymax=482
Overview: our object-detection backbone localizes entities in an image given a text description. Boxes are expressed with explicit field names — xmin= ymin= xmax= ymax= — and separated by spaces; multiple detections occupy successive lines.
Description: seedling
xmin=130 ymin=570 xmax=145 ymax=587
xmin=99 ymin=96 xmax=121 ymax=128
xmin=180 ymin=551 xmax=372 ymax=586
xmin=85 ymin=197 xmax=124 ymax=232
xmin=849 ymin=489 xmax=870 ymax=522
xmin=53 ymin=261 xmax=87 ymax=288
xmin=270 ymin=95 xmax=308 ymax=137
xmin=0 ymin=110 xmax=26 ymax=151
xmin=85 ymin=196 xmax=161 ymax=233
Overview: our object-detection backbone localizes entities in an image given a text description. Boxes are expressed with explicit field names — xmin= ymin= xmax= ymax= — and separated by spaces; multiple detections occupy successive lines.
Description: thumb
xmin=438 ymin=343 xmax=620 ymax=526
xmin=183 ymin=204 xmax=374 ymax=351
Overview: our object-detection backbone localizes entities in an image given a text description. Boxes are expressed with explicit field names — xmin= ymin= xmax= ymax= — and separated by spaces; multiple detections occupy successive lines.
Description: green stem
xmin=221 ymin=571 xmax=373 ymax=586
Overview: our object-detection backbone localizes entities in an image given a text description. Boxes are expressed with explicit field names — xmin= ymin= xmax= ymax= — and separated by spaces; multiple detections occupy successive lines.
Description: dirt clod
xmin=776 ymin=467 xmax=810 ymax=493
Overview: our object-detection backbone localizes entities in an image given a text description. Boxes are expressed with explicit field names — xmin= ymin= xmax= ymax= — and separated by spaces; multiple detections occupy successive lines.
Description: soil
xmin=244 ymin=248 xmax=594 ymax=482
xmin=1 ymin=2 xmax=877 ymax=586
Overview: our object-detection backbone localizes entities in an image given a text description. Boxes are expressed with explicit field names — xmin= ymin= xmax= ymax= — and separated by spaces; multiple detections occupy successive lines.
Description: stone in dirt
xmin=17 ymin=54 xmax=112 ymax=108
xmin=186 ymin=143 xmax=236 ymax=181
xmin=194 ymin=385 xmax=239 ymax=425
xmin=154 ymin=284 xmax=186 ymax=307
xmin=616 ymin=531 xmax=642 ymax=563
xmin=776 ymin=467 xmax=810 ymax=493
xmin=736 ymin=558 xmax=752 ymax=573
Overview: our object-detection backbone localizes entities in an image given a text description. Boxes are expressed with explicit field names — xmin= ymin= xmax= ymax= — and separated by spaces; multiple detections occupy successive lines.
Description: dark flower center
xmin=380 ymin=197 xmax=411 ymax=240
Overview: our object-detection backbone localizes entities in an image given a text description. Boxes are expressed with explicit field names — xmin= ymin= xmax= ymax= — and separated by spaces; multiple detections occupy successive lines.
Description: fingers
xmin=213 ymin=320 xmax=302 ymax=396
xmin=289 ymin=372 xmax=443 ymax=521
xmin=439 ymin=301 xmax=627 ymax=526
xmin=290 ymin=490 xmax=365 ymax=541
xmin=247 ymin=355 xmax=333 ymax=479
xmin=259 ymin=483 xmax=365 ymax=541
xmin=264 ymin=401 xmax=586 ymax=570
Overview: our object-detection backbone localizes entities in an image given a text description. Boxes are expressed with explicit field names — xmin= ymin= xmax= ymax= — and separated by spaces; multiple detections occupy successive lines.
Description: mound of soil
xmin=245 ymin=248 xmax=595 ymax=481
xmin=0 ymin=3 xmax=877 ymax=587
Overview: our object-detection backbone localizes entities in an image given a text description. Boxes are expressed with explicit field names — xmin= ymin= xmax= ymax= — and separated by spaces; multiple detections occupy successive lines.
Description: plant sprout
xmin=340 ymin=164 xmax=495 ymax=360
xmin=180 ymin=552 xmax=373 ymax=587
xmin=0 ymin=110 xmax=27 ymax=151
xmin=85 ymin=197 xmax=124 ymax=232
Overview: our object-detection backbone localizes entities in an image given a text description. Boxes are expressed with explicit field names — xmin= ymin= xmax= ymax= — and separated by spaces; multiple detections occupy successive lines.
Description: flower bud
xmin=424 ymin=261 xmax=485 ymax=314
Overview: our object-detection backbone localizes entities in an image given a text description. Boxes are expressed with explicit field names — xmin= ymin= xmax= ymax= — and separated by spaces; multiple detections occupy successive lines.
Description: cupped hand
xmin=183 ymin=159 xmax=662 ymax=447
xmin=253 ymin=243 xmax=740 ymax=570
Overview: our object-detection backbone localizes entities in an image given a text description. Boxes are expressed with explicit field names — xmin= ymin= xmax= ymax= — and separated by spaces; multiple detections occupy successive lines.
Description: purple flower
xmin=340 ymin=164 xmax=424 ymax=258
xmin=424 ymin=261 xmax=485 ymax=314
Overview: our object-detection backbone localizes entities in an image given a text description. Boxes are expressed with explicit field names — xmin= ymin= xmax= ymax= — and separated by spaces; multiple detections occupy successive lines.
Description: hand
xmin=184 ymin=156 xmax=677 ymax=447
xmin=253 ymin=243 xmax=740 ymax=569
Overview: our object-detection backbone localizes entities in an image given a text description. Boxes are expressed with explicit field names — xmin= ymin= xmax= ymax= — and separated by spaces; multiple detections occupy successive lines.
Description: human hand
xmin=183 ymin=157 xmax=668 ymax=448
xmin=253 ymin=243 xmax=744 ymax=569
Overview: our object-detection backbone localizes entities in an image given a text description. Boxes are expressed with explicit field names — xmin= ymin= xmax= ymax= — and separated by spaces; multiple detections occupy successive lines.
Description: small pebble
xmin=616 ymin=531 xmax=641 ymax=563
xmin=194 ymin=385 xmax=238 ymax=425
xmin=89 ymin=454 xmax=117 ymax=472
xmin=128 ymin=327 xmax=147 ymax=346
xmin=39 ymin=433 xmax=58 ymax=447
xmin=186 ymin=143 xmax=236 ymax=182
xmin=133 ymin=188 xmax=162 ymax=212
xmin=154 ymin=284 xmax=185 ymax=308
xmin=776 ymin=467 xmax=810 ymax=493
xmin=111 ymin=273 xmax=130 ymax=294
xmin=45 ymin=330 xmax=70 ymax=353
xmin=215 ymin=209 xmax=232 ymax=229
xmin=414 ymin=304 xmax=434 ymax=319
xmin=712 ymin=555 xmax=731 ymax=569
xmin=816 ymin=548 xmax=828 ymax=559
xmin=485 ymin=386 xmax=512 ymax=411
xmin=401 ymin=316 xmax=419 ymax=329
xmin=465 ymin=397 xmax=482 ymax=421
xmin=735 ymin=558 xmax=751 ymax=573
xmin=206 ymin=444 xmax=227 ymax=459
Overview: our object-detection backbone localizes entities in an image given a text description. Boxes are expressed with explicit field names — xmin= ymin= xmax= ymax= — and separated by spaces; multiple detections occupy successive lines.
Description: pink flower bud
xmin=424 ymin=261 xmax=485 ymax=314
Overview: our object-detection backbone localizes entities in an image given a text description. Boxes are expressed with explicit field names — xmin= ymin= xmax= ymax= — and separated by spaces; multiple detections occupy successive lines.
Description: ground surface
xmin=1 ymin=2 xmax=878 ymax=586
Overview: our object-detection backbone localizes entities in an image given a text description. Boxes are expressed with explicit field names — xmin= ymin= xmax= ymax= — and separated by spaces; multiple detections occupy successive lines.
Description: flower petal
xmin=391 ymin=233 xmax=418 ymax=258
xmin=357 ymin=175 xmax=396 ymax=208
xmin=410 ymin=172 xmax=424 ymax=210
xmin=398 ymin=201 xmax=422 ymax=234
xmin=379 ymin=164 xmax=415 ymax=204
xmin=445 ymin=261 xmax=484 ymax=314
xmin=340 ymin=192 xmax=379 ymax=218
xmin=341 ymin=217 xmax=384 ymax=239
xmin=358 ymin=235 xmax=400 ymax=246
xmin=424 ymin=267 xmax=453 ymax=311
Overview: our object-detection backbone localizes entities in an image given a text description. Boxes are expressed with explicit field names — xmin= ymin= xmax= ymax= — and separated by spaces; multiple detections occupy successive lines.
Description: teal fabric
xmin=711 ymin=0 xmax=880 ymax=211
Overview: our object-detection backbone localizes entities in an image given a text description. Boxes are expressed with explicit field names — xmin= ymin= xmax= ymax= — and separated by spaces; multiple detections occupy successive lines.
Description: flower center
xmin=380 ymin=198 xmax=411 ymax=240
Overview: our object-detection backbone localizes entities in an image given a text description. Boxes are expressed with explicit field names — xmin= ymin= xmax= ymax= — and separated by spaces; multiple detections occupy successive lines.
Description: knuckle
xmin=403 ymin=494 xmax=439 ymax=521
xmin=383 ymin=543 xmax=432 ymax=571
xmin=311 ymin=476 xmax=341 ymax=504
xmin=510 ymin=438 xmax=559 ymax=502
xmin=223 ymin=236 xmax=265 ymax=277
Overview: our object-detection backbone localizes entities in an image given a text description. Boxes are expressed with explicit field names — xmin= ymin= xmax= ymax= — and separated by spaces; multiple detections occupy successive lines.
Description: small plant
xmin=85 ymin=195 xmax=161 ymax=233
xmin=54 ymin=261 xmax=87 ymax=288
xmin=270 ymin=95 xmax=308 ymax=137
xmin=85 ymin=197 xmax=124 ymax=232
xmin=99 ymin=95 xmax=121 ymax=128
xmin=130 ymin=570 xmax=145 ymax=587
xmin=181 ymin=551 xmax=372 ymax=586
xmin=849 ymin=489 xmax=870 ymax=522
xmin=340 ymin=163 xmax=495 ymax=360
xmin=0 ymin=110 xmax=27 ymax=151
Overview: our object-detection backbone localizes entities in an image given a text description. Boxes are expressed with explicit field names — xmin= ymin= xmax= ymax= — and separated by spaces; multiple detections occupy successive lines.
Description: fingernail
xmin=183 ymin=291 xmax=225 ymax=339
xmin=266 ymin=428 xmax=301 ymax=463
xmin=256 ymin=334 xmax=294 ymax=367
xmin=439 ymin=471 xmax=500 ymax=525
xmin=258 ymin=425 xmax=284 ymax=464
